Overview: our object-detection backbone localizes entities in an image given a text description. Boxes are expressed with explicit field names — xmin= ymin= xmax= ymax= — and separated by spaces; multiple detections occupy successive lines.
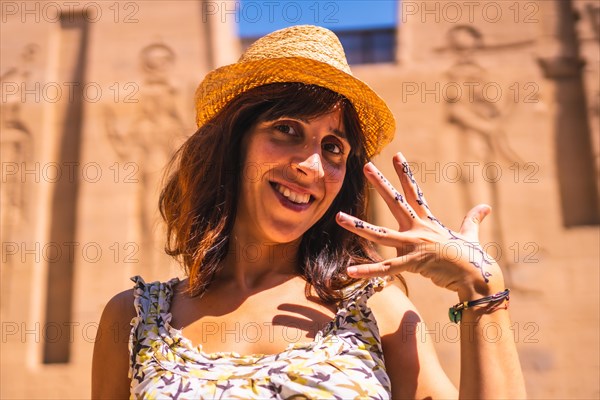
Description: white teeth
xmin=275 ymin=183 xmax=310 ymax=204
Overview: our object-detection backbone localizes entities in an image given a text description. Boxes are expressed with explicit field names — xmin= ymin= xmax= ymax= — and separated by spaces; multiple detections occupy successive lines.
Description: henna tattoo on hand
xmin=427 ymin=215 xmax=492 ymax=282
xmin=401 ymin=161 xmax=491 ymax=281
xmin=354 ymin=219 xmax=386 ymax=234
xmin=370 ymin=161 xmax=492 ymax=283
xmin=402 ymin=162 xmax=430 ymax=210
xmin=375 ymin=170 xmax=416 ymax=219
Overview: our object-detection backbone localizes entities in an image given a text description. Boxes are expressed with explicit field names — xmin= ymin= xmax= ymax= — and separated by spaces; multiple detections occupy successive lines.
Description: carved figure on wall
xmin=0 ymin=43 xmax=38 ymax=242
xmin=444 ymin=26 xmax=525 ymax=287
xmin=1 ymin=43 xmax=38 ymax=313
xmin=105 ymin=43 xmax=186 ymax=273
xmin=583 ymin=3 xmax=600 ymax=190
xmin=574 ymin=2 xmax=600 ymax=123
xmin=585 ymin=3 xmax=600 ymax=39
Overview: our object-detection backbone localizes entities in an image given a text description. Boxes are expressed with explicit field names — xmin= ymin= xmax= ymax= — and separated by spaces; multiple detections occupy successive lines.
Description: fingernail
xmin=347 ymin=266 xmax=357 ymax=275
xmin=338 ymin=211 xmax=348 ymax=221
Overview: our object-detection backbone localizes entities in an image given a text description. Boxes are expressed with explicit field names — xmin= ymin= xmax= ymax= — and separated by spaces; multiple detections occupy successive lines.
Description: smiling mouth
xmin=270 ymin=182 xmax=314 ymax=205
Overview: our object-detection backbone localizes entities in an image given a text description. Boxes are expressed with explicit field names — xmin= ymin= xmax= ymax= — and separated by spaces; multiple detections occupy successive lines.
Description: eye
xmin=274 ymin=124 xmax=298 ymax=136
xmin=323 ymin=141 xmax=344 ymax=155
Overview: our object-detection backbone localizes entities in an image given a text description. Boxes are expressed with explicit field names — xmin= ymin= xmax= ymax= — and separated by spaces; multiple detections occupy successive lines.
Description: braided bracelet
xmin=448 ymin=289 xmax=510 ymax=323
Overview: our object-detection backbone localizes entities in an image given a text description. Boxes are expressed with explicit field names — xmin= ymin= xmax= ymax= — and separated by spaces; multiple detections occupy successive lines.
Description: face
xmin=234 ymin=108 xmax=350 ymax=245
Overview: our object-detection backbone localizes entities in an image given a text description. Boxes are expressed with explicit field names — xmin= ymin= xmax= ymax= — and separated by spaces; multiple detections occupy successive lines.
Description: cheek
xmin=241 ymin=142 xmax=276 ymax=182
xmin=325 ymin=165 xmax=347 ymax=199
xmin=244 ymin=142 xmax=287 ymax=173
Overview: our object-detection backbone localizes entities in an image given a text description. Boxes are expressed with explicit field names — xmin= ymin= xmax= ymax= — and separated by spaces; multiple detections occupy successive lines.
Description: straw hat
xmin=194 ymin=25 xmax=396 ymax=158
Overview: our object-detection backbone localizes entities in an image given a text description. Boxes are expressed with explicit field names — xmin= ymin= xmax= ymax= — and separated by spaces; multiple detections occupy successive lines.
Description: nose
xmin=293 ymin=151 xmax=325 ymax=181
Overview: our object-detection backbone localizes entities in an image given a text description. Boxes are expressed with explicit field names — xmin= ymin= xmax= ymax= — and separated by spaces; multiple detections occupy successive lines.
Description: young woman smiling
xmin=92 ymin=25 xmax=526 ymax=399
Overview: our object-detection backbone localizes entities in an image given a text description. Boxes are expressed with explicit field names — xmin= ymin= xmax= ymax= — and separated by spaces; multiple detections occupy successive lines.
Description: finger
xmin=347 ymin=262 xmax=393 ymax=278
xmin=393 ymin=152 xmax=431 ymax=218
xmin=336 ymin=211 xmax=410 ymax=248
xmin=363 ymin=162 xmax=418 ymax=230
xmin=459 ymin=204 xmax=492 ymax=242
xmin=346 ymin=253 xmax=420 ymax=278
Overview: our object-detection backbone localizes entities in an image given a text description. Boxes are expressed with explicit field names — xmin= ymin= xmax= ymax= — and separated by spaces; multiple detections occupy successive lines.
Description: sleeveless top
xmin=128 ymin=275 xmax=392 ymax=399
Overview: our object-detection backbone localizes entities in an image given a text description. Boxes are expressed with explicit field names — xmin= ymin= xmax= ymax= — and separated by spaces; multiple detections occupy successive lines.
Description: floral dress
xmin=129 ymin=275 xmax=392 ymax=399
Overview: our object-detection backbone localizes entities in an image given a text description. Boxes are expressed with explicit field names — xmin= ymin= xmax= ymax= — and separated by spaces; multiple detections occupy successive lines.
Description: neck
xmin=217 ymin=235 xmax=302 ymax=292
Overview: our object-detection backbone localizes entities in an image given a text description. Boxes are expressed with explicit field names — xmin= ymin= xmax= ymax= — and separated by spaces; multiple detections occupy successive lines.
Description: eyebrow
xmin=294 ymin=116 xmax=348 ymax=140
xmin=331 ymin=128 xmax=347 ymax=139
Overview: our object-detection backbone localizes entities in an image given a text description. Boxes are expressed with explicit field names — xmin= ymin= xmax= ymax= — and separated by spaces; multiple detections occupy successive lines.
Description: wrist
xmin=456 ymin=261 xmax=506 ymax=302
xmin=449 ymin=288 xmax=510 ymax=323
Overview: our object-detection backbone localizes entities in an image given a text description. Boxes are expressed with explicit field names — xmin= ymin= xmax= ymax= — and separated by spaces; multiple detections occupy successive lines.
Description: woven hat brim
xmin=195 ymin=57 xmax=395 ymax=158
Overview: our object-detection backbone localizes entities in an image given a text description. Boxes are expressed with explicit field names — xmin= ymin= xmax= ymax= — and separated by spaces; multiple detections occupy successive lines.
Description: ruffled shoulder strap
xmin=128 ymin=275 xmax=180 ymax=378
xmin=330 ymin=277 xmax=391 ymax=347
xmin=130 ymin=275 xmax=180 ymax=325
xmin=341 ymin=276 xmax=388 ymax=308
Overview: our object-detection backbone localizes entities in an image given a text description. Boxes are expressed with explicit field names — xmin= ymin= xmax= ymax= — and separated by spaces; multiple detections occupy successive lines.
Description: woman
xmin=92 ymin=25 xmax=526 ymax=399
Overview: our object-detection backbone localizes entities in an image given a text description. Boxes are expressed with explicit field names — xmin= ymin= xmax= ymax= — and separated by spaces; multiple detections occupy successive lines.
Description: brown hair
xmin=160 ymin=83 xmax=390 ymax=302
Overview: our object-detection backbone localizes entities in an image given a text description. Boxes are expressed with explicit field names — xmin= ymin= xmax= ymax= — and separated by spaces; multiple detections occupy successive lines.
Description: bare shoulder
xmin=95 ymin=288 xmax=137 ymax=344
xmin=91 ymin=288 xmax=136 ymax=399
xmin=101 ymin=288 xmax=137 ymax=327
xmin=368 ymin=279 xmax=458 ymax=400
xmin=368 ymin=279 xmax=422 ymax=336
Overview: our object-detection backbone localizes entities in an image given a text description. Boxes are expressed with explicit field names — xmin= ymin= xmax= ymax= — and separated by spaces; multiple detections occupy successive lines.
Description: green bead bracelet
xmin=448 ymin=289 xmax=510 ymax=323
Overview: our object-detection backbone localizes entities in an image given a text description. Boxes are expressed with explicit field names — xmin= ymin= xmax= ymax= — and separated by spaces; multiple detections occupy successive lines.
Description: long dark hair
xmin=159 ymin=83 xmax=388 ymax=302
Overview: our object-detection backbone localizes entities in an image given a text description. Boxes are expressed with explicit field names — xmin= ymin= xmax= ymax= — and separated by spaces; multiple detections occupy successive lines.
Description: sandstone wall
xmin=1 ymin=1 xmax=598 ymax=398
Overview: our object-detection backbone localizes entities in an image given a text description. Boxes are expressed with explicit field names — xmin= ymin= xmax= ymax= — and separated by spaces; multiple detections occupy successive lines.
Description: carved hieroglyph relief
xmin=1 ymin=43 xmax=39 ymax=314
xmin=105 ymin=43 xmax=186 ymax=273
xmin=578 ymin=1 xmax=600 ymax=196
xmin=444 ymin=26 xmax=527 ymax=287
xmin=0 ymin=44 xmax=38 ymax=241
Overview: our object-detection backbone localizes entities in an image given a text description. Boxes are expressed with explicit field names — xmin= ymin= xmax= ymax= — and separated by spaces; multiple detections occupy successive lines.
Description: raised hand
xmin=336 ymin=152 xmax=505 ymax=300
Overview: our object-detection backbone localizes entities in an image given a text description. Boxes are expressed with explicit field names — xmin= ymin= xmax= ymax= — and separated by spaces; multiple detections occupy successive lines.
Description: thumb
xmin=459 ymin=204 xmax=491 ymax=241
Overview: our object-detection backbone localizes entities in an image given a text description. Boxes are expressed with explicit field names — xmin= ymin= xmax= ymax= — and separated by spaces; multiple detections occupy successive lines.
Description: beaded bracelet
xmin=448 ymin=289 xmax=510 ymax=323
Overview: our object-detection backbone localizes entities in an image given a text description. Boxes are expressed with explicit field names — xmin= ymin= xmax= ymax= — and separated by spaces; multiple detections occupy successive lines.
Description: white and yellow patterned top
xmin=129 ymin=275 xmax=391 ymax=399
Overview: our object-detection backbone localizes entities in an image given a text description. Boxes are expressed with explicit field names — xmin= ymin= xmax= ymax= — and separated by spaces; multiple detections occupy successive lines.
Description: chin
xmin=265 ymin=230 xmax=305 ymax=246
xmin=259 ymin=221 xmax=309 ymax=246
